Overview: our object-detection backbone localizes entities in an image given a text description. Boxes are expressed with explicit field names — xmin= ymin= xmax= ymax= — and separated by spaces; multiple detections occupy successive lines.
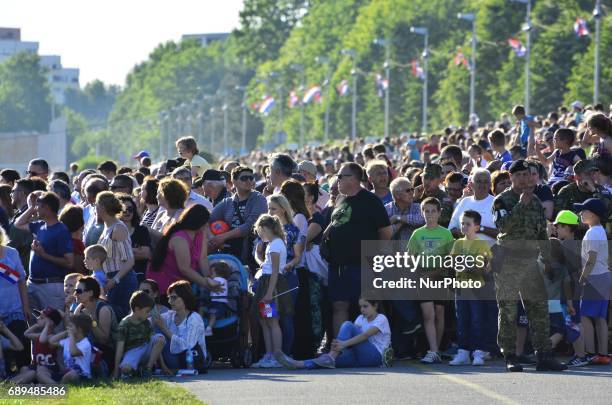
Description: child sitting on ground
xmin=113 ymin=291 xmax=166 ymax=379
xmin=9 ymin=307 xmax=62 ymax=383
xmin=38 ymin=313 xmax=93 ymax=383
xmin=64 ymin=273 xmax=82 ymax=315
xmin=0 ymin=319 xmax=24 ymax=379
xmin=84 ymin=244 xmax=107 ymax=296
xmin=205 ymin=262 xmax=231 ymax=336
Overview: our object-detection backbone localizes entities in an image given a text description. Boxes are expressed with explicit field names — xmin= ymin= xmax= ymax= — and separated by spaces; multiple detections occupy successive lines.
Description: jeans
xmin=455 ymin=295 xmax=486 ymax=352
xmin=483 ymin=300 xmax=499 ymax=353
xmin=335 ymin=321 xmax=382 ymax=368
xmin=161 ymin=340 xmax=182 ymax=369
xmin=107 ymin=270 xmax=138 ymax=320
xmin=280 ymin=270 xmax=298 ymax=355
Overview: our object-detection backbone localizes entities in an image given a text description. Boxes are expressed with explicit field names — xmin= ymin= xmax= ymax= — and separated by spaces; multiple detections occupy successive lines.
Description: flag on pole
xmin=508 ymin=38 xmax=526 ymax=57
xmin=288 ymin=90 xmax=299 ymax=108
xmin=258 ymin=96 xmax=275 ymax=115
xmin=454 ymin=49 xmax=469 ymax=68
xmin=411 ymin=59 xmax=425 ymax=80
xmin=302 ymin=86 xmax=322 ymax=104
xmin=336 ymin=79 xmax=349 ymax=96
xmin=574 ymin=18 xmax=589 ymax=37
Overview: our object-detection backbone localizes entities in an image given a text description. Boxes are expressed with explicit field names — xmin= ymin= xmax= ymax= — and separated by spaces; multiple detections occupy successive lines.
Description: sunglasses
xmin=337 ymin=173 xmax=353 ymax=179
xmin=168 ymin=294 xmax=179 ymax=301
xmin=239 ymin=175 xmax=254 ymax=182
xmin=74 ymin=288 xmax=85 ymax=295
xmin=26 ymin=171 xmax=45 ymax=176
xmin=110 ymin=185 xmax=126 ymax=190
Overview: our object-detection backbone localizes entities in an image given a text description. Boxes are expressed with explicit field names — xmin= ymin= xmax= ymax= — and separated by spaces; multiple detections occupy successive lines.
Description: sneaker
xmin=263 ymin=358 xmax=283 ymax=368
xmin=449 ymin=349 xmax=471 ymax=366
xmin=251 ymin=354 xmax=271 ymax=368
xmin=441 ymin=344 xmax=458 ymax=359
xmin=421 ymin=351 xmax=442 ymax=364
xmin=312 ymin=353 xmax=336 ymax=369
xmin=565 ymin=355 xmax=589 ymax=367
xmin=585 ymin=353 xmax=597 ymax=363
xmin=472 ymin=350 xmax=486 ymax=366
xmin=589 ymin=354 xmax=611 ymax=365
xmin=482 ymin=351 xmax=492 ymax=360
xmin=204 ymin=326 xmax=213 ymax=336
xmin=382 ymin=346 xmax=394 ymax=368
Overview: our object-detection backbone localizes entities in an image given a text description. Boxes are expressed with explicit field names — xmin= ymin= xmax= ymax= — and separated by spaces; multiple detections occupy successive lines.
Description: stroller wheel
xmin=242 ymin=345 xmax=254 ymax=368
xmin=231 ymin=348 xmax=242 ymax=368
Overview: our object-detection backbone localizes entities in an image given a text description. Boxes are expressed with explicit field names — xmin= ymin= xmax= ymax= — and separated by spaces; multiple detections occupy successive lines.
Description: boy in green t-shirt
xmin=113 ymin=291 xmax=166 ymax=379
xmin=448 ymin=210 xmax=492 ymax=366
xmin=407 ymin=197 xmax=454 ymax=364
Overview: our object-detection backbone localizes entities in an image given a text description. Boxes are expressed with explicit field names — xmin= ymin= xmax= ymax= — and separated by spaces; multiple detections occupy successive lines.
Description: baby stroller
xmin=193 ymin=253 xmax=253 ymax=368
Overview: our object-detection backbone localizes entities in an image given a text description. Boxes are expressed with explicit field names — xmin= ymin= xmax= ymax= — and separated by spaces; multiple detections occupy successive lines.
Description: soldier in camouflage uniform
xmin=414 ymin=163 xmax=454 ymax=227
xmin=492 ymin=159 xmax=567 ymax=372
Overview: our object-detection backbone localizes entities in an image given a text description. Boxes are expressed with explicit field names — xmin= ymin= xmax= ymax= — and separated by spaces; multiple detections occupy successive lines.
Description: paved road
xmin=173 ymin=360 xmax=612 ymax=405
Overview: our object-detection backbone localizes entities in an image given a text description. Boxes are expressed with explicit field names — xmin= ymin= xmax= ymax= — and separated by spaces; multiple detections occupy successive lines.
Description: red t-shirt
xmin=72 ymin=238 xmax=86 ymax=274
xmin=32 ymin=337 xmax=57 ymax=367
xmin=422 ymin=144 xmax=440 ymax=155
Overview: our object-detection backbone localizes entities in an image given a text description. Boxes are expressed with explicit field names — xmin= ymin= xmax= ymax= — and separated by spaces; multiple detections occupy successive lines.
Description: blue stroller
xmin=193 ymin=254 xmax=253 ymax=368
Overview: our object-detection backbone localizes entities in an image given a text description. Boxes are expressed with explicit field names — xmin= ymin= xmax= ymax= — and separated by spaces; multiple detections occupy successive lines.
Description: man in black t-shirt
xmin=325 ymin=162 xmax=391 ymax=337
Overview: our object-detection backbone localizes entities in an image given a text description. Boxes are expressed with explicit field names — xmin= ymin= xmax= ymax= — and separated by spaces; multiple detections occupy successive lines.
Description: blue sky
xmin=1 ymin=0 xmax=243 ymax=87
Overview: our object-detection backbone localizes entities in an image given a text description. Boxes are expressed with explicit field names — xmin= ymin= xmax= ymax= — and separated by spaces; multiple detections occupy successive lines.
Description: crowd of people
xmin=0 ymin=101 xmax=611 ymax=382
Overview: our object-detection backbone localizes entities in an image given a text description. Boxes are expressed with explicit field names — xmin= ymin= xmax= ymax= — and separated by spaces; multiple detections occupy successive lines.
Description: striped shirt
xmin=99 ymin=221 xmax=134 ymax=274
xmin=140 ymin=207 xmax=160 ymax=229
xmin=384 ymin=201 xmax=425 ymax=241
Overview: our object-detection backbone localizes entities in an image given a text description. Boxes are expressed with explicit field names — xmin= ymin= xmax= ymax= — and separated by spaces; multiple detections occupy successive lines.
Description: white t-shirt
xmin=210 ymin=276 xmax=228 ymax=303
xmin=60 ymin=337 xmax=92 ymax=378
xmin=354 ymin=313 xmax=391 ymax=355
xmin=582 ymin=225 xmax=609 ymax=276
xmin=261 ymin=238 xmax=287 ymax=275
xmin=448 ymin=195 xmax=496 ymax=243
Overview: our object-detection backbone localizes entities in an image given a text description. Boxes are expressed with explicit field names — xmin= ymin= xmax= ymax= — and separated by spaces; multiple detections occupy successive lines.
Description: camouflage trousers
xmin=493 ymin=255 xmax=551 ymax=354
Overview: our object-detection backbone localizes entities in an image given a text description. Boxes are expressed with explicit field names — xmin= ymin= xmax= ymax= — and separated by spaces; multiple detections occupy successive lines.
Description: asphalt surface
xmin=173 ymin=360 xmax=612 ymax=405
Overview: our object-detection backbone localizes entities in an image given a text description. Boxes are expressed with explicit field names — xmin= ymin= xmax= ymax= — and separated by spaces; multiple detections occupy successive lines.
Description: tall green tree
xmin=0 ymin=53 xmax=52 ymax=132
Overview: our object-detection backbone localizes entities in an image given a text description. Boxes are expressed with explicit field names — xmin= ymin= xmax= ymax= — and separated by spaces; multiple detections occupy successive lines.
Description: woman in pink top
xmin=146 ymin=205 xmax=217 ymax=300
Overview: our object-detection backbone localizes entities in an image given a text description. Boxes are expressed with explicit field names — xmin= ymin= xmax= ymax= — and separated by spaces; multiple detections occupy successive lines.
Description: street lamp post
xmin=316 ymin=56 xmax=332 ymax=143
xmin=210 ymin=106 xmax=216 ymax=155
xmin=291 ymin=64 xmax=306 ymax=148
xmin=158 ymin=112 xmax=166 ymax=160
xmin=222 ymin=101 xmax=229 ymax=156
xmin=593 ymin=0 xmax=602 ymax=104
xmin=511 ymin=0 xmax=532 ymax=114
xmin=236 ymin=86 xmax=248 ymax=155
xmin=341 ymin=48 xmax=357 ymax=140
xmin=374 ymin=39 xmax=391 ymax=139
xmin=458 ymin=12 xmax=477 ymax=122
xmin=410 ymin=27 xmax=429 ymax=134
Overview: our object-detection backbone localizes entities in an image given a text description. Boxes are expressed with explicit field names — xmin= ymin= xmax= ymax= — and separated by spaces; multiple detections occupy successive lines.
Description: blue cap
xmin=407 ymin=139 xmax=417 ymax=146
xmin=133 ymin=150 xmax=150 ymax=159
xmin=573 ymin=198 xmax=606 ymax=220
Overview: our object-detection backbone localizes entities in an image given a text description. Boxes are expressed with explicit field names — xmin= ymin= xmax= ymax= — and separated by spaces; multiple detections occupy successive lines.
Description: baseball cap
xmin=132 ymin=150 xmax=150 ymax=160
xmin=571 ymin=101 xmax=583 ymax=109
xmin=297 ymin=161 xmax=317 ymax=177
xmin=42 ymin=307 xmax=62 ymax=326
xmin=573 ymin=159 xmax=598 ymax=175
xmin=573 ymin=198 xmax=606 ymax=220
xmin=553 ymin=210 xmax=579 ymax=226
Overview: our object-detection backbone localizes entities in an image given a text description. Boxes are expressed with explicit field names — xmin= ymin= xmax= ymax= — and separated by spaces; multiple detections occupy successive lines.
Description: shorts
xmin=119 ymin=334 xmax=165 ymax=370
xmin=251 ymin=274 xmax=294 ymax=317
xmin=328 ymin=264 xmax=361 ymax=303
xmin=549 ymin=312 xmax=565 ymax=336
xmin=580 ymin=300 xmax=609 ymax=319
xmin=209 ymin=301 xmax=230 ymax=318
xmin=51 ymin=364 xmax=90 ymax=381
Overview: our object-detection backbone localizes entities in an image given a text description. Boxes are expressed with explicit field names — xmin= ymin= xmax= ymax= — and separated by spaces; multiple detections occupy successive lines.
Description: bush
xmin=77 ymin=155 xmax=112 ymax=170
